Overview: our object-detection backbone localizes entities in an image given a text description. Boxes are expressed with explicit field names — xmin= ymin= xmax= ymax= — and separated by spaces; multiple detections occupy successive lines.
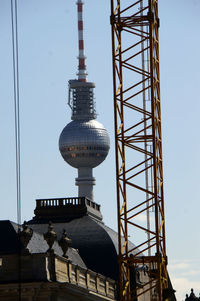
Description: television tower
xmin=59 ymin=0 xmax=110 ymax=201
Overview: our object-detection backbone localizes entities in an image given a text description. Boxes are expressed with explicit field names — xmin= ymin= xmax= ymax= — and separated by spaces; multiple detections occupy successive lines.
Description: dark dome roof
xmin=29 ymin=216 xmax=119 ymax=279
xmin=28 ymin=197 xmax=138 ymax=281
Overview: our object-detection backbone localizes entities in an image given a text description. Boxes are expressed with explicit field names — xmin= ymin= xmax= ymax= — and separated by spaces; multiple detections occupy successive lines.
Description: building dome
xmin=59 ymin=119 xmax=110 ymax=169
xmin=28 ymin=197 xmax=140 ymax=281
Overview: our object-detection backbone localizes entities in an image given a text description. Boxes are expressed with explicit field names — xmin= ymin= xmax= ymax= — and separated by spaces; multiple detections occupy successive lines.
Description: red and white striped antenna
xmin=76 ymin=0 xmax=87 ymax=82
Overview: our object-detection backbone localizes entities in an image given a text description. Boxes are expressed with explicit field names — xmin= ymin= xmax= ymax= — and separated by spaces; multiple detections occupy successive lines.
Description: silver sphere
xmin=59 ymin=120 xmax=110 ymax=168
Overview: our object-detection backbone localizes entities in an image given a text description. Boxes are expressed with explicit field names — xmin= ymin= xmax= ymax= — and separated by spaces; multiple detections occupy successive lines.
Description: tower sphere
xmin=59 ymin=120 xmax=110 ymax=169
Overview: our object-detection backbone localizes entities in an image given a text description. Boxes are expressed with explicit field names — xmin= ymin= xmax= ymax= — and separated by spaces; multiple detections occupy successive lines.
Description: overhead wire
xmin=10 ymin=0 xmax=22 ymax=300
xmin=11 ymin=0 xmax=21 ymax=228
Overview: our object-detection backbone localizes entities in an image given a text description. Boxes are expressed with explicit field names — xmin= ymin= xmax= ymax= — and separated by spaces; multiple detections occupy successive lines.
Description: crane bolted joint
xmin=111 ymin=18 xmax=123 ymax=32
xmin=163 ymin=288 xmax=176 ymax=300
xmin=157 ymin=17 xmax=160 ymax=28
xmin=110 ymin=14 xmax=115 ymax=25
xmin=147 ymin=10 xmax=154 ymax=23
xmin=147 ymin=10 xmax=160 ymax=28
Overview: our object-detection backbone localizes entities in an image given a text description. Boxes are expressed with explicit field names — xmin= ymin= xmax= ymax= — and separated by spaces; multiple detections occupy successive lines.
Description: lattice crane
xmin=110 ymin=1 xmax=169 ymax=300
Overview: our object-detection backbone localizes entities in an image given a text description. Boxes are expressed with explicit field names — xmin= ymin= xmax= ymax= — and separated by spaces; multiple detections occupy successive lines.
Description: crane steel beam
xmin=110 ymin=0 xmax=168 ymax=300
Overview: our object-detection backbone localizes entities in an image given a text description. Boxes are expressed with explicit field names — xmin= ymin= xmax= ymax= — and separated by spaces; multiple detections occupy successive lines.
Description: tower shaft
xmin=110 ymin=0 xmax=168 ymax=300
xmin=76 ymin=167 xmax=96 ymax=201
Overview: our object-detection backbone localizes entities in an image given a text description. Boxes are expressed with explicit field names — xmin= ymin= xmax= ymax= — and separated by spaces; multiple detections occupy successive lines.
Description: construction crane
xmin=110 ymin=0 xmax=168 ymax=300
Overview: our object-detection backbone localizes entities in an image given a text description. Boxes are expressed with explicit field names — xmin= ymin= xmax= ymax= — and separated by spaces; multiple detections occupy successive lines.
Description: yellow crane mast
xmin=110 ymin=0 xmax=168 ymax=300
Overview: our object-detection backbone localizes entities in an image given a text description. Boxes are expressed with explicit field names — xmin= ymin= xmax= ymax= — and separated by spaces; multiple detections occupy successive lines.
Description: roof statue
xmin=185 ymin=289 xmax=200 ymax=301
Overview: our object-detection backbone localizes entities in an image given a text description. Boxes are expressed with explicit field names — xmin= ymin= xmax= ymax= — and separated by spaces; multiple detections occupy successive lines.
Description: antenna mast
xmin=76 ymin=0 xmax=87 ymax=82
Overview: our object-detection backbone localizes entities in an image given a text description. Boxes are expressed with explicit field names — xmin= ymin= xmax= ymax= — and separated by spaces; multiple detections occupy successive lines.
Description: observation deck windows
xmin=61 ymin=145 xmax=109 ymax=152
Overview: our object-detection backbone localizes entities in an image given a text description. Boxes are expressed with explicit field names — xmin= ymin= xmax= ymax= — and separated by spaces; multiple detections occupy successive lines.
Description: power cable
xmin=10 ymin=0 xmax=22 ymax=300
xmin=11 ymin=0 xmax=21 ymax=228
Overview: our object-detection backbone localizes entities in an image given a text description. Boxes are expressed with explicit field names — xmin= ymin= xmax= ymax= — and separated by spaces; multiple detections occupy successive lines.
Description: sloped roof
xmin=27 ymin=197 xmax=140 ymax=280
xmin=0 ymin=220 xmax=86 ymax=269
xmin=0 ymin=220 xmax=20 ymax=254
xmin=28 ymin=215 xmax=139 ymax=280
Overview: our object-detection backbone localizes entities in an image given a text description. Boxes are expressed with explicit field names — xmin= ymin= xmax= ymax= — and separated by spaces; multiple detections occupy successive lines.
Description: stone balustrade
xmin=0 ymin=252 xmax=116 ymax=300
xmin=36 ymin=197 xmax=101 ymax=212
xmin=55 ymin=254 xmax=116 ymax=299
xmin=33 ymin=197 xmax=103 ymax=222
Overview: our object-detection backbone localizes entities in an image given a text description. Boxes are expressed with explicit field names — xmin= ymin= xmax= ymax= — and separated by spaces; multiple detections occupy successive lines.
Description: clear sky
xmin=0 ymin=1 xmax=200 ymax=300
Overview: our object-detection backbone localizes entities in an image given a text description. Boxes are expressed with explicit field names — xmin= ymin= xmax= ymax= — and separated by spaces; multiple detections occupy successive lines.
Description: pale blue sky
xmin=0 ymin=1 xmax=200 ymax=300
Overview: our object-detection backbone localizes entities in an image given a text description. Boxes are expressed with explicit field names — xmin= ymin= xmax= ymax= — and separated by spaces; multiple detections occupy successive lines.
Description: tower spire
xmin=76 ymin=0 xmax=87 ymax=82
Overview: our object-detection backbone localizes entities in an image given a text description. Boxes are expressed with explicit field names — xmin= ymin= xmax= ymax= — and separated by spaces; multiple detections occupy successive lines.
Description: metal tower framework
xmin=110 ymin=0 xmax=168 ymax=300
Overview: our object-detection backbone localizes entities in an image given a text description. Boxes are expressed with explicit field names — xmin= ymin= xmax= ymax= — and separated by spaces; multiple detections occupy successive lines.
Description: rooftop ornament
xmin=185 ymin=289 xmax=200 ymax=301
xmin=59 ymin=229 xmax=72 ymax=257
xmin=43 ymin=222 xmax=57 ymax=252
xmin=18 ymin=221 xmax=33 ymax=253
